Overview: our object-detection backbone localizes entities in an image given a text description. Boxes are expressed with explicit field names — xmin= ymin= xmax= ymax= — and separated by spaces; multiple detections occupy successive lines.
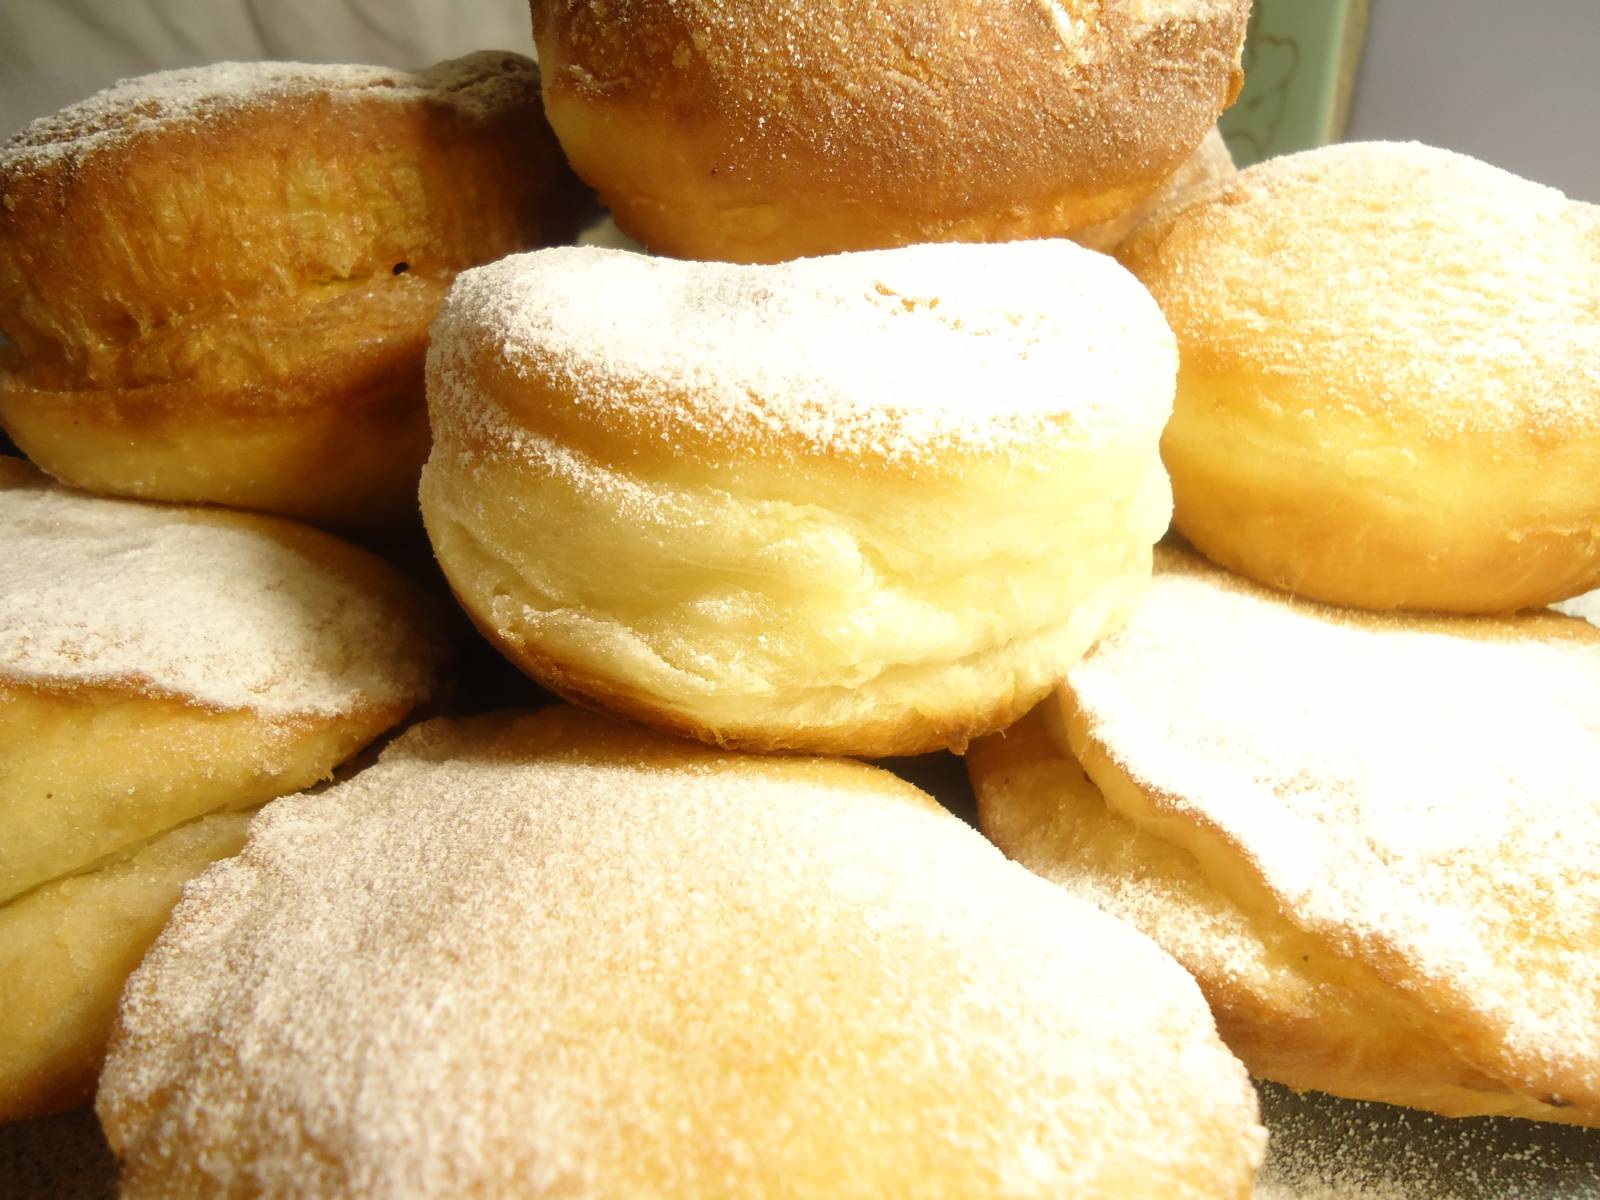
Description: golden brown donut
xmin=971 ymin=544 xmax=1600 ymax=1124
xmin=420 ymin=240 xmax=1176 ymax=756
xmin=532 ymin=0 xmax=1249 ymax=262
xmin=1120 ymin=141 xmax=1600 ymax=613
xmin=0 ymin=53 xmax=591 ymax=530
xmin=99 ymin=706 xmax=1266 ymax=1198
xmin=0 ymin=459 xmax=448 ymax=1120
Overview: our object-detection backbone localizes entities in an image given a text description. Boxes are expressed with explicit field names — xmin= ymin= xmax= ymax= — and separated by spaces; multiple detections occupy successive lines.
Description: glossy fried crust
xmin=533 ymin=0 xmax=1248 ymax=262
xmin=1120 ymin=141 xmax=1600 ymax=612
xmin=0 ymin=53 xmax=592 ymax=528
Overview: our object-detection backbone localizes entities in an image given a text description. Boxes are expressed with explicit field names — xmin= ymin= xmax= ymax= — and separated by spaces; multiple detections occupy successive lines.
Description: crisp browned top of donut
xmin=0 ymin=53 xmax=589 ymax=390
xmin=426 ymin=241 xmax=1176 ymax=474
xmin=1120 ymin=141 xmax=1600 ymax=443
xmin=535 ymin=0 xmax=1247 ymax=220
xmin=1063 ymin=544 xmax=1600 ymax=1113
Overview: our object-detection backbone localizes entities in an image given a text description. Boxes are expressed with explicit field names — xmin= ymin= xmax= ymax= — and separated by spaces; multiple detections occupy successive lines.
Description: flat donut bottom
xmin=969 ymin=699 xmax=1591 ymax=1126
xmin=424 ymin=425 xmax=1172 ymax=756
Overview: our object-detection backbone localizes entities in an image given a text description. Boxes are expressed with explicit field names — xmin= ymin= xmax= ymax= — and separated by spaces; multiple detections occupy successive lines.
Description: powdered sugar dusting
xmin=100 ymin=709 xmax=1264 ymax=1196
xmin=429 ymin=242 xmax=1175 ymax=464
xmin=2 ymin=51 xmax=537 ymax=170
xmin=1066 ymin=552 xmax=1600 ymax=1103
xmin=1 ymin=479 xmax=440 ymax=717
xmin=1128 ymin=142 xmax=1600 ymax=440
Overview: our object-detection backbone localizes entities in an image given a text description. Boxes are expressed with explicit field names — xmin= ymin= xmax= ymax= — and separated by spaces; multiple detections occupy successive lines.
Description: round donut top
xmin=1122 ymin=141 xmax=1600 ymax=441
xmin=428 ymin=241 xmax=1177 ymax=466
xmin=101 ymin=707 xmax=1264 ymax=1196
xmin=1065 ymin=546 xmax=1600 ymax=1103
xmin=1 ymin=51 xmax=537 ymax=172
xmin=0 ymin=464 xmax=442 ymax=718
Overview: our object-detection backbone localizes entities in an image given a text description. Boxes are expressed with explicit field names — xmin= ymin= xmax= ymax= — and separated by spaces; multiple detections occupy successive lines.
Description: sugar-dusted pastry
xmin=100 ymin=706 xmax=1266 ymax=1199
xmin=533 ymin=0 xmax=1249 ymax=262
xmin=1120 ymin=141 xmax=1600 ymax=612
xmin=970 ymin=545 xmax=1600 ymax=1124
xmin=420 ymin=240 xmax=1176 ymax=755
xmin=0 ymin=459 xmax=448 ymax=1121
xmin=0 ymin=53 xmax=591 ymax=529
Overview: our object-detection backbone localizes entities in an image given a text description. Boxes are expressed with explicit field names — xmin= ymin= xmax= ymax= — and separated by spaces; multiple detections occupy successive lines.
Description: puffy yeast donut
xmin=99 ymin=705 xmax=1266 ymax=1198
xmin=532 ymin=0 xmax=1250 ymax=263
xmin=1120 ymin=141 xmax=1600 ymax=613
xmin=420 ymin=240 xmax=1176 ymax=756
xmin=971 ymin=544 xmax=1600 ymax=1124
xmin=0 ymin=53 xmax=591 ymax=530
xmin=0 ymin=459 xmax=447 ymax=1121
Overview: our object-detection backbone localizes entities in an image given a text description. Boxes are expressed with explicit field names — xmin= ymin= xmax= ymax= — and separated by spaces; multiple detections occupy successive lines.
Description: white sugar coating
xmin=1 ymin=50 xmax=535 ymax=170
xmin=1131 ymin=141 xmax=1600 ymax=440
xmin=0 ymin=481 xmax=439 ymax=718
xmin=100 ymin=710 xmax=1265 ymax=1197
xmin=1556 ymin=589 xmax=1600 ymax=628
xmin=429 ymin=241 xmax=1177 ymax=463
xmin=1065 ymin=555 xmax=1600 ymax=1102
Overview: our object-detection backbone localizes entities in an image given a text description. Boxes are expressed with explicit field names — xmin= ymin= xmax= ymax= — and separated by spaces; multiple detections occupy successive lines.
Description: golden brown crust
xmin=1073 ymin=126 xmax=1236 ymax=253
xmin=1120 ymin=141 xmax=1600 ymax=612
xmin=0 ymin=53 xmax=592 ymax=528
xmin=534 ymin=0 xmax=1248 ymax=262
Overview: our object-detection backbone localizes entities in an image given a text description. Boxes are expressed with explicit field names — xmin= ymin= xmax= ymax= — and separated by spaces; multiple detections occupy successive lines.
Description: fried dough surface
xmin=99 ymin=706 xmax=1265 ymax=1198
xmin=533 ymin=0 xmax=1248 ymax=262
xmin=982 ymin=545 xmax=1600 ymax=1123
xmin=0 ymin=53 xmax=590 ymax=528
xmin=1121 ymin=142 xmax=1600 ymax=612
xmin=0 ymin=461 xmax=447 ymax=1122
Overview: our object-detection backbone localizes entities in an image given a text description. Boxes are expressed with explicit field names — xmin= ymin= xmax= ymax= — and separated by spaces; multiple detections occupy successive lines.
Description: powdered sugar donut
xmin=0 ymin=53 xmax=590 ymax=529
xmin=972 ymin=544 xmax=1600 ymax=1124
xmin=0 ymin=458 xmax=447 ymax=1121
xmin=99 ymin=705 xmax=1266 ymax=1198
xmin=1121 ymin=141 xmax=1600 ymax=612
xmin=420 ymin=240 xmax=1176 ymax=755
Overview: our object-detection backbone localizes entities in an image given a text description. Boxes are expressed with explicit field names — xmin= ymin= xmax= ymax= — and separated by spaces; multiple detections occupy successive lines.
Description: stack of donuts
xmin=1 ymin=0 xmax=1597 ymax=1195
